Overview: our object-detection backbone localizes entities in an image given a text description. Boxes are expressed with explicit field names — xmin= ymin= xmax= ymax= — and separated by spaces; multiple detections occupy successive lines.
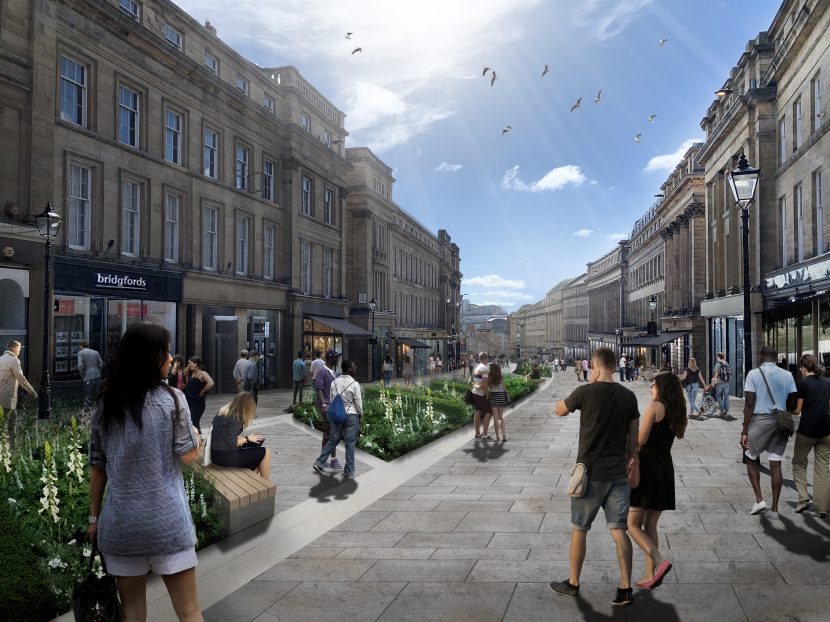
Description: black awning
xmin=306 ymin=315 xmax=371 ymax=337
xmin=398 ymin=337 xmax=432 ymax=348
xmin=628 ymin=331 xmax=691 ymax=347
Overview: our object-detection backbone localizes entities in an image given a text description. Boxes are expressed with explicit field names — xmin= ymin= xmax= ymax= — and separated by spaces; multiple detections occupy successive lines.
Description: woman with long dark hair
xmin=87 ymin=321 xmax=203 ymax=621
xmin=792 ymin=354 xmax=830 ymax=517
xmin=628 ymin=372 xmax=688 ymax=590
xmin=184 ymin=356 xmax=214 ymax=433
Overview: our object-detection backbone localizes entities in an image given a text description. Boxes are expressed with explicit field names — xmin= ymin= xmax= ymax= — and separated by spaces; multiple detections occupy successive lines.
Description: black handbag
xmin=73 ymin=544 xmax=122 ymax=622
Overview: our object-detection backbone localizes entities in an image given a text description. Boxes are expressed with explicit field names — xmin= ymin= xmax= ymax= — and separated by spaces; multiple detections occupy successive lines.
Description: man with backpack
xmin=712 ymin=352 xmax=732 ymax=418
xmin=312 ymin=359 xmax=362 ymax=478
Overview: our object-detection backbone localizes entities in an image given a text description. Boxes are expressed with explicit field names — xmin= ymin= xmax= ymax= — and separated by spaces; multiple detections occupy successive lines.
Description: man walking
xmin=551 ymin=347 xmax=640 ymax=607
xmin=292 ymin=351 xmax=307 ymax=405
xmin=742 ymin=346 xmax=798 ymax=516
xmin=314 ymin=349 xmax=343 ymax=470
xmin=77 ymin=340 xmax=103 ymax=408
xmin=0 ymin=341 xmax=37 ymax=447
xmin=471 ymin=352 xmax=492 ymax=439
xmin=313 ymin=359 xmax=363 ymax=478
xmin=581 ymin=358 xmax=589 ymax=382
xmin=244 ymin=350 xmax=260 ymax=403
xmin=711 ymin=352 xmax=732 ymax=418
xmin=233 ymin=350 xmax=249 ymax=393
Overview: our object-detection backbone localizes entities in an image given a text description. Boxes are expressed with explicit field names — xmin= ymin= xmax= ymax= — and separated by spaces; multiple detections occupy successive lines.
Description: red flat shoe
xmin=642 ymin=559 xmax=672 ymax=589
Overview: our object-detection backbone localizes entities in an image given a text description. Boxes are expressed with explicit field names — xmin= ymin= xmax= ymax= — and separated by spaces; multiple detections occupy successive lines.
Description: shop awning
xmin=397 ymin=337 xmax=432 ymax=348
xmin=628 ymin=331 xmax=690 ymax=347
xmin=306 ymin=315 xmax=371 ymax=337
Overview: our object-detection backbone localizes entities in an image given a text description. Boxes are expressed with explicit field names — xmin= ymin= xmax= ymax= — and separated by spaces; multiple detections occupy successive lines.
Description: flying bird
xmin=482 ymin=67 xmax=491 ymax=76
xmin=502 ymin=125 xmax=512 ymax=136
xmin=490 ymin=70 xmax=497 ymax=86
xmin=570 ymin=97 xmax=583 ymax=112
xmin=647 ymin=114 xmax=657 ymax=123
xmin=345 ymin=32 xmax=353 ymax=39
xmin=351 ymin=47 xmax=362 ymax=55
xmin=659 ymin=38 xmax=668 ymax=47
xmin=634 ymin=134 xmax=642 ymax=142
xmin=541 ymin=64 xmax=549 ymax=77
xmin=594 ymin=90 xmax=602 ymax=103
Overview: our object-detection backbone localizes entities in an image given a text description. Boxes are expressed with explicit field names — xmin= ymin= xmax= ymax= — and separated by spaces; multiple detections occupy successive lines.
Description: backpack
xmin=327 ymin=380 xmax=355 ymax=424
xmin=719 ymin=362 xmax=731 ymax=382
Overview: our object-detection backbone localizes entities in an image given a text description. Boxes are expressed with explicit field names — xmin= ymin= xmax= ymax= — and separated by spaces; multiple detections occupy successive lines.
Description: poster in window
xmin=69 ymin=359 xmax=78 ymax=372
xmin=70 ymin=345 xmax=81 ymax=356
xmin=55 ymin=360 xmax=69 ymax=373
xmin=71 ymin=331 xmax=84 ymax=341
xmin=55 ymin=346 xmax=69 ymax=358
xmin=55 ymin=332 xmax=69 ymax=344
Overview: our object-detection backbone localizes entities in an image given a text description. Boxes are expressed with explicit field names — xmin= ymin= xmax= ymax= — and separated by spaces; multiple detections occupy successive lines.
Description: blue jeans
xmin=314 ymin=413 xmax=360 ymax=475
xmin=686 ymin=383 xmax=700 ymax=414
xmin=383 ymin=371 xmax=393 ymax=388
xmin=715 ymin=382 xmax=730 ymax=413
xmin=619 ymin=367 xmax=625 ymax=381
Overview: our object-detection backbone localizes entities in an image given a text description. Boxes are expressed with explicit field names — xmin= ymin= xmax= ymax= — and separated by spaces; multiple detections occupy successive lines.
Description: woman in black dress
xmin=184 ymin=356 xmax=214 ymax=433
xmin=209 ymin=392 xmax=271 ymax=480
xmin=628 ymin=372 xmax=688 ymax=589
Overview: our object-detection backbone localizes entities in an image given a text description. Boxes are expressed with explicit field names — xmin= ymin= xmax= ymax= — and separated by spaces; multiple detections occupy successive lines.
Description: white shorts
xmin=744 ymin=449 xmax=786 ymax=462
xmin=102 ymin=547 xmax=197 ymax=577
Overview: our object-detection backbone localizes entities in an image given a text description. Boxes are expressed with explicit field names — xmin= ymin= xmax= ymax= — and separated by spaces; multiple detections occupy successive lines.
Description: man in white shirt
xmin=309 ymin=350 xmax=326 ymax=379
xmin=741 ymin=346 xmax=798 ymax=516
xmin=472 ymin=352 xmax=492 ymax=439
xmin=0 ymin=341 xmax=37 ymax=447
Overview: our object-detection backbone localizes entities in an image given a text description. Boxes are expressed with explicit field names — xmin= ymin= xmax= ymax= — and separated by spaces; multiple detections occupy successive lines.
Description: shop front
xmin=395 ymin=337 xmax=431 ymax=377
xmin=701 ymin=292 xmax=760 ymax=398
xmin=52 ymin=257 xmax=181 ymax=386
xmin=0 ymin=266 xmax=31 ymax=372
xmin=301 ymin=312 xmax=371 ymax=379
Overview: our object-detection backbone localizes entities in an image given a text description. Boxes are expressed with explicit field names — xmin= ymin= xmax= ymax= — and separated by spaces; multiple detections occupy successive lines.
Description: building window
xmin=794 ymin=97 xmax=803 ymax=151
xmin=779 ymin=116 xmax=787 ymax=164
xmin=263 ymin=95 xmax=274 ymax=112
xmin=301 ymin=113 xmax=311 ymax=132
xmin=302 ymin=175 xmax=312 ymax=215
xmin=202 ymin=206 xmax=217 ymax=270
xmin=263 ymin=159 xmax=275 ymax=201
xmin=235 ymin=76 xmax=248 ymax=95
xmin=203 ymin=127 xmax=218 ymax=179
xmin=164 ymin=193 xmax=180 ymax=263
xmin=323 ymin=188 xmax=334 ymax=224
xmin=301 ymin=240 xmax=311 ymax=293
xmin=120 ymin=0 xmax=140 ymax=19
xmin=795 ymin=183 xmax=804 ymax=262
xmin=164 ymin=110 xmax=183 ymax=165
xmin=263 ymin=225 xmax=275 ymax=280
xmin=323 ymin=247 xmax=332 ymax=297
xmin=68 ymin=164 xmax=91 ymax=250
xmin=59 ymin=55 xmax=87 ymax=126
xmin=816 ymin=171 xmax=825 ymax=255
xmin=322 ymin=130 xmax=331 ymax=146
xmin=780 ymin=196 xmax=788 ymax=267
xmin=813 ymin=74 xmax=823 ymax=132
xmin=235 ymin=144 xmax=249 ymax=190
xmin=118 ymin=85 xmax=139 ymax=147
xmin=204 ymin=52 xmax=218 ymax=75
xmin=121 ymin=180 xmax=140 ymax=256
xmin=163 ymin=25 xmax=182 ymax=50
xmin=236 ymin=215 xmax=250 ymax=275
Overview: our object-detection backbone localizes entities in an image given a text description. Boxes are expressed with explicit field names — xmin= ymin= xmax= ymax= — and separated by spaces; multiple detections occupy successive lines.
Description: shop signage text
xmin=95 ymin=273 xmax=147 ymax=291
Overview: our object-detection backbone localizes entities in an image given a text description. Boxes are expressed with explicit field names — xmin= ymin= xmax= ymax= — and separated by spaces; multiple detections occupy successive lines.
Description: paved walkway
xmin=93 ymin=371 xmax=830 ymax=621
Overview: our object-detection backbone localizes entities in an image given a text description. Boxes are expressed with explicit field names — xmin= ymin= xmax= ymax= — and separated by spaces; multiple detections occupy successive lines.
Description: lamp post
xmin=727 ymin=152 xmax=760 ymax=374
xmin=368 ymin=297 xmax=377 ymax=382
xmin=614 ymin=327 xmax=621 ymax=360
xmin=34 ymin=203 xmax=63 ymax=420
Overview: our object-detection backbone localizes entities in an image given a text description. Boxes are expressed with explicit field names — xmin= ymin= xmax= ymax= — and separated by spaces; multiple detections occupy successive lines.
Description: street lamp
xmin=368 ymin=297 xmax=377 ymax=382
xmin=34 ymin=203 xmax=63 ymax=420
xmin=727 ymin=152 xmax=760 ymax=373
xmin=614 ymin=327 xmax=620 ymax=360
xmin=648 ymin=295 xmax=658 ymax=335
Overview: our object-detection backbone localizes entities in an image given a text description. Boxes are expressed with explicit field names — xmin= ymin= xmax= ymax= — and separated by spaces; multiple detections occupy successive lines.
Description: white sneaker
xmin=750 ymin=501 xmax=768 ymax=515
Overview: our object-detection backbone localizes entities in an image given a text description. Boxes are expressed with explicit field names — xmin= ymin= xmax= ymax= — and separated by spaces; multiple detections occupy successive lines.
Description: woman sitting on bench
xmin=209 ymin=392 xmax=271 ymax=481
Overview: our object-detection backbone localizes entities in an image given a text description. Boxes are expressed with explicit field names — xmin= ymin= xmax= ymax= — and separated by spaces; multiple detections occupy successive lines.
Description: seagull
xmin=541 ymin=64 xmax=549 ymax=78
xmin=490 ymin=70 xmax=497 ymax=86
xmin=647 ymin=114 xmax=657 ymax=123
xmin=594 ymin=90 xmax=602 ymax=104
xmin=482 ymin=67 xmax=491 ymax=76
xmin=659 ymin=38 xmax=668 ymax=47
xmin=634 ymin=134 xmax=642 ymax=142
xmin=570 ymin=97 xmax=582 ymax=112
xmin=351 ymin=47 xmax=362 ymax=55
xmin=502 ymin=125 xmax=512 ymax=136
xmin=345 ymin=32 xmax=353 ymax=39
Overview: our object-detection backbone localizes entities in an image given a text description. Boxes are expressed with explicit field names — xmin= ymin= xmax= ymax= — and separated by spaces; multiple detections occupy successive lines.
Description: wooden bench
xmin=196 ymin=447 xmax=277 ymax=535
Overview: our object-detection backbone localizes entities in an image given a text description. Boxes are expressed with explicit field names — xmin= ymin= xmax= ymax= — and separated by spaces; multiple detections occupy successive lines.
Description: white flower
xmin=83 ymin=546 xmax=92 ymax=558
xmin=37 ymin=441 xmax=60 ymax=524
xmin=48 ymin=557 xmax=68 ymax=569
xmin=7 ymin=498 xmax=16 ymax=504
xmin=67 ymin=539 xmax=76 ymax=546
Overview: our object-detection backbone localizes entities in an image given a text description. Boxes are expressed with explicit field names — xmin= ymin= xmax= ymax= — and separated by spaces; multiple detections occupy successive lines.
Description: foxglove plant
xmin=66 ymin=417 xmax=85 ymax=484
xmin=38 ymin=440 xmax=60 ymax=525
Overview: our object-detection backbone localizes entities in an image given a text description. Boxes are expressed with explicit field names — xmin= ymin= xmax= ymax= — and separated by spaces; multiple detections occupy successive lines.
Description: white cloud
xmin=573 ymin=0 xmax=655 ymax=41
xmin=644 ymin=138 xmax=703 ymax=173
xmin=606 ymin=232 xmax=627 ymax=240
xmin=435 ymin=162 xmax=463 ymax=173
xmin=463 ymin=274 xmax=526 ymax=289
xmin=589 ymin=180 xmax=599 ymax=186
xmin=501 ymin=164 xmax=587 ymax=192
xmin=572 ymin=229 xmax=594 ymax=237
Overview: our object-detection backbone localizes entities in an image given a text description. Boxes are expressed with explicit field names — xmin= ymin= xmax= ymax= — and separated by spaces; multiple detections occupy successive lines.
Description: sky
xmin=177 ymin=0 xmax=782 ymax=310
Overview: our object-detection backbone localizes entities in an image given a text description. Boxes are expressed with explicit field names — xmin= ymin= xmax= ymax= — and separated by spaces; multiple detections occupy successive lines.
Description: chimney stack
xmin=204 ymin=20 xmax=217 ymax=36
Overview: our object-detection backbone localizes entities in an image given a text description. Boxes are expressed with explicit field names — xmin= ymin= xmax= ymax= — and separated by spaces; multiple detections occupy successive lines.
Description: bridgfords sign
xmin=95 ymin=272 xmax=147 ymax=291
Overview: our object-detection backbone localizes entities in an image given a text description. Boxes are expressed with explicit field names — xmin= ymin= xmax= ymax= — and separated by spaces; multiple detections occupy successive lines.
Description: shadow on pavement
xmin=760 ymin=513 xmax=830 ymax=561
xmin=575 ymin=589 xmax=682 ymax=621
xmin=308 ymin=473 xmax=358 ymax=502
xmin=756 ymin=463 xmax=798 ymax=492
xmin=462 ymin=440 xmax=508 ymax=463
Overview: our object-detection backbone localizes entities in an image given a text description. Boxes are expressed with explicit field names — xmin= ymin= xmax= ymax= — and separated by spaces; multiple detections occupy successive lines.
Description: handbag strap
xmin=88 ymin=541 xmax=111 ymax=576
xmin=757 ymin=367 xmax=780 ymax=411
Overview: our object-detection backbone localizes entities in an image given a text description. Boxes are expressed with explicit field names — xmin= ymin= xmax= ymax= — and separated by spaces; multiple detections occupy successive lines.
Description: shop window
xmin=106 ymin=299 xmax=176 ymax=361
xmin=53 ymin=296 xmax=104 ymax=378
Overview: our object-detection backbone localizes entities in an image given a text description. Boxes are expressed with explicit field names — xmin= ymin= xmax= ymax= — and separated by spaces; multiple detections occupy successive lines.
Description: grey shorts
xmin=746 ymin=413 xmax=789 ymax=461
xmin=571 ymin=478 xmax=630 ymax=531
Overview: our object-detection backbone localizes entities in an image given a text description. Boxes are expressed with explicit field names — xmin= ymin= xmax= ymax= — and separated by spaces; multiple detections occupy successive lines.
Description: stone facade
xmin=585 ymin=243 xmax=628 ymax=354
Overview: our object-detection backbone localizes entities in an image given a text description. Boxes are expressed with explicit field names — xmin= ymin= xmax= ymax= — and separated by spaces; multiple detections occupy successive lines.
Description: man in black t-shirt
xmin=550 ymin=347 xmax=640 ymax=607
